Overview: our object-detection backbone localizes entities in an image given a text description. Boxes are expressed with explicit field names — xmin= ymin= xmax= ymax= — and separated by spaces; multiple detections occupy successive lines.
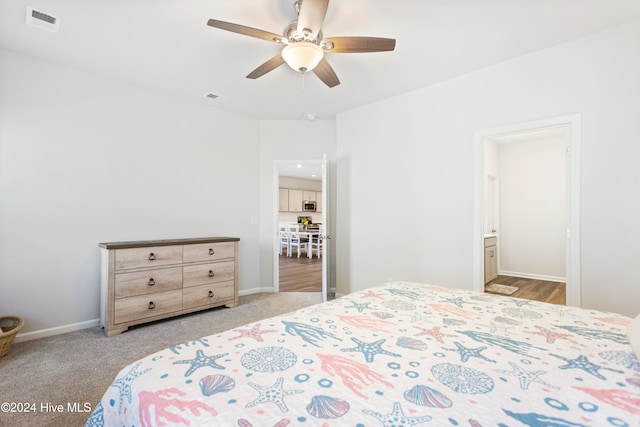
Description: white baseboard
xmin=498 ymin=270 xmax=566 ymax=283
xmin=239 ymin=286 xmax=275 ymax=296
xmin=14 ymin=318 xmax=100 ymax=344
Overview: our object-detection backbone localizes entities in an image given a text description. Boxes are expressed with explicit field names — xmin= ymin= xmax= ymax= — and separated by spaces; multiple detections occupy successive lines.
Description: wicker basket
xmin=0 ymin=316 xmax=24 ymax=358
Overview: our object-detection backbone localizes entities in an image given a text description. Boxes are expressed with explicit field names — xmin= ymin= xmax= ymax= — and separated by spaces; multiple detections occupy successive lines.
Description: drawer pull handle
xmin=208 ymin=290 xmax=214 ymax=298
xmin=148 ymin=253 xmax=156 ymax=261
xmin=148 ymin=301 xmax=156 ymax=310
xmin=148 ymin=278 xmax=155 ymax=286
xmin=208 ymin=270 xmax=214 ymax=277
xmin=209 ymin=248 xmax=215 ymax=255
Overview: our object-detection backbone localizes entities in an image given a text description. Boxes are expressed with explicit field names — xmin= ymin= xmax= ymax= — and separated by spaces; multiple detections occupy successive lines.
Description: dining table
xmin=299 ymin=228 xmax=321 ymax=258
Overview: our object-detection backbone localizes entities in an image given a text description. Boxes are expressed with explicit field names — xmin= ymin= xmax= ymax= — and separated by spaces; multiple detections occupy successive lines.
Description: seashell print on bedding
xmin=199 ymin=374 xmax=236 ymax=396
xmin=306 ymin=395 xmax=350 ymax=418
xmin=403 ymin=385 xmax=452 ymax=408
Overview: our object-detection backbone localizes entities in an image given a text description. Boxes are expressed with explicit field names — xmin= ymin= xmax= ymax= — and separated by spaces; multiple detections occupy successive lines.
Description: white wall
xmin=498 ymin=136 xmax=566 ymax=280
xmin=0 ymin=49 xmax=261 ymax=335
xmin=258 ymin=120 xmax=336 ymax=291
xmin=336 ymin=19 xmax=640 ymax=317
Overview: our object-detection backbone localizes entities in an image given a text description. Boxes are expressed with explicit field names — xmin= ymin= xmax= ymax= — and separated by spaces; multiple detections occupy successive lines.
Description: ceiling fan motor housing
xmin=283 ymin=21 xmax=323 ymax=45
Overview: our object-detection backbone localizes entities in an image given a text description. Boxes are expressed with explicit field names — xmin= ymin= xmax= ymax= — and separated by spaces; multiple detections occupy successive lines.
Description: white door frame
xmin=272 ymin=158 xmax=327 ymax=299
xmin=473 ymin=114 xmax=582 ymax=307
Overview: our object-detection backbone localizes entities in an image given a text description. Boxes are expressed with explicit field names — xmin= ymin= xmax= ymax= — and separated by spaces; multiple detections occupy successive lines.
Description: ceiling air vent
xmin=26 ymin=6 xmax=62 ymax=33
xmin=206 ymin=93 xmax=230 ymax=102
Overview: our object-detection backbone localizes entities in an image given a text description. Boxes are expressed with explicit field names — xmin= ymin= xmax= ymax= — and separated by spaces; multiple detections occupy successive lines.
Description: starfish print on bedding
xmin=363 ymin=402 xmax=432 ymax=426
xmin=413 ymin=326 xmax=456 ymax=343
xmin=109 ymin=362 xmax=151 ymax=413
xmin=496 ymin=362 xmax=559 ymax=390
xmin=444 ymin=341 xmax=496 ymax=363
xmin=345 ymin=301 xmax=373 ymax=313
xmin=246 ymin=377 xmax=304 ymax=412
xmin=361 ymin=289 xmax=386 ymax=299
xmin=551 ymin=354 xmax=624 ymax=380
xmin=172 ymin=349 xmax=228 ymax=377
xmin=228 ymin=323 xmax=278 ymax=342
xmin=525 ymin=325 xmax=581 ymax=345
xmin=341 ymin=337 xmax=401 ymax=363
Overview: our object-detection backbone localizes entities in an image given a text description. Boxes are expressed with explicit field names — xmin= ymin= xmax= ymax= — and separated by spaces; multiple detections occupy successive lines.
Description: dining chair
xmin=287 ymin=224 xmax=309 ymax=258
xmin=278 ymin=224 xmax=290 ymax=256
xmin=309 ymin=225 xmax=323 ymax=258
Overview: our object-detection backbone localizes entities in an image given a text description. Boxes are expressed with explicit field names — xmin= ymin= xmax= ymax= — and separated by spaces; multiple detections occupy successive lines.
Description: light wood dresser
xmin=99 ymin=237 xmax=239 ymax=337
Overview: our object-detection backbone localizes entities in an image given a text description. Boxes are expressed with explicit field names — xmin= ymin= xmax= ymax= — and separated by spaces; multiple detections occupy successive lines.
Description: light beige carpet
xmin=485 ymin=283 xmax=519 ymax=295
xmin=0 ymin=292 xmax=323 ymax=427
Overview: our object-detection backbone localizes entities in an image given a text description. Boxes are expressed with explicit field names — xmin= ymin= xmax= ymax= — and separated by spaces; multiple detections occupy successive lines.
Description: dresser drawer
xmin=115 ymin=267 xmax=182 ymax=298
xmin=183 ymin=242 xmax=235 ymax=263
xmin=114 ymin=289 xmax=182 ymax=324
xmin=183 ymin=261 xmax=235 ymax=288
xmin=484 ymin=236 xmax=497 ymax=247
xmin=115 ymin=245 xmax=183 ymax=270
xmin=183 ymin=281 xmax=235 ymax=310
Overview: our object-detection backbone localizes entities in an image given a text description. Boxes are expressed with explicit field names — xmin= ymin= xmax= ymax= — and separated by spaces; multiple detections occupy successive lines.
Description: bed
xmin=86 ymin=281 xmax=640 ymax=426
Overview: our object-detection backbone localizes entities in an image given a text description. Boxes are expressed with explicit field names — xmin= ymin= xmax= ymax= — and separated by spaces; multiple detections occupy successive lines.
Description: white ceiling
xmin=2 ymin=0 xmax=640 ymax=120
xmin=279 ymin=162 xmax=323 ymax=181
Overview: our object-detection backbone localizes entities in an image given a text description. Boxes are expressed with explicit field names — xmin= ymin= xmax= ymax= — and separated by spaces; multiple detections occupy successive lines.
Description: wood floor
xmin=486 ymin=275 xmax=566 ymax=305
xmin=278 ymin=250 xmax=322 ymax=292
xmin=279 ymin=255 xmax=565 ymax=304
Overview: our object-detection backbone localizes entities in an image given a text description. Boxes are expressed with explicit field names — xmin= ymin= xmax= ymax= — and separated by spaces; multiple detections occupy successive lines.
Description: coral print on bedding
xmin=86 ymin=282 xmax=640 ymax=426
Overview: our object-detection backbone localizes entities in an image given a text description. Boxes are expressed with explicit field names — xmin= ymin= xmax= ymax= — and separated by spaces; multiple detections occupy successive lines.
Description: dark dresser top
xmin=99 ymin=237 xmax=240 ymax=249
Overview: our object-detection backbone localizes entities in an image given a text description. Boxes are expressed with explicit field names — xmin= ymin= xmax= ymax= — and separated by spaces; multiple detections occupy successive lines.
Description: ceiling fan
xmin=207 ymin=0 xmax=396 ymax=88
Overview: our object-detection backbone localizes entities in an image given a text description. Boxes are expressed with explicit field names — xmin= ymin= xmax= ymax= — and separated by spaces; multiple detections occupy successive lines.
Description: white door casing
xmin=473 ymin=114 xmax=581 ymax=307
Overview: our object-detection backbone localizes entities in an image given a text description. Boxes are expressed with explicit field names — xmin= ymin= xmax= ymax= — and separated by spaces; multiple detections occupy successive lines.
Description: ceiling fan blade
xmin=312 ymin=58 xmax=340 ymax=88
xmin=207 ymin=19 xmax=283 ymax=43
xmin=246 ymin=55 xmax=286 ymax=79
xmin=297 ymin=0 xmax=329 ymax=40
xmin=322 ymin=36 xmax=396 ymax=53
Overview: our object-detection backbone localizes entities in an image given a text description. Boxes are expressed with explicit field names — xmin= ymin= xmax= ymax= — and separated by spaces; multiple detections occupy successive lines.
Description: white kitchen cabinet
xmin=303 ymin=191 xmax=316 ymax=201
xmin=288 ymin=189 xmax=304 ymax=212
xmin=279 ymin=188 xmax=289 ymax=212
xmin=316 ymin=192 xmax=323 ymax=213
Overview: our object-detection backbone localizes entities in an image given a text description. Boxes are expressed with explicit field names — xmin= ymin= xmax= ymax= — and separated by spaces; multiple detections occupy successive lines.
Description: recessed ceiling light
xmin=296 ymin=164 xmax=303 ymax=168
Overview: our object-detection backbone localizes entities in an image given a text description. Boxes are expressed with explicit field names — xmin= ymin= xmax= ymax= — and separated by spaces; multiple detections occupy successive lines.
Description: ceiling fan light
xmin=281 ymin=42 xmax=323 ymax=73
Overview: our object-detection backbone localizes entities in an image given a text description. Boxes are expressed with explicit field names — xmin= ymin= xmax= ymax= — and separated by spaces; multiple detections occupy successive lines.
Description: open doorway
xmin=274 ymin=160 xmax=326 ymax=296
xmin=473 ymin=114 xmax=581 ymax=307
xmin=483 ymin=127 xmax=567 ymax=304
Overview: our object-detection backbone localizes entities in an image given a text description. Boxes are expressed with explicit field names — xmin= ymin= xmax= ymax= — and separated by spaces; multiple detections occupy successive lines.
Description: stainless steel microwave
xmin=302 ymin=201 xmax=317 ymax=212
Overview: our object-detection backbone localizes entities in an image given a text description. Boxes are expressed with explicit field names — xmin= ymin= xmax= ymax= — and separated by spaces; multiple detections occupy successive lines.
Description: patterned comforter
xmin=86 ymin=282 xmax=640 ymax=426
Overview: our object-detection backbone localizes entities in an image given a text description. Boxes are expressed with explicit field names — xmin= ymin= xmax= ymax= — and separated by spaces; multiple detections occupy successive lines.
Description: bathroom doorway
xmin=473 ymin=115 xmax=581 ymax=307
